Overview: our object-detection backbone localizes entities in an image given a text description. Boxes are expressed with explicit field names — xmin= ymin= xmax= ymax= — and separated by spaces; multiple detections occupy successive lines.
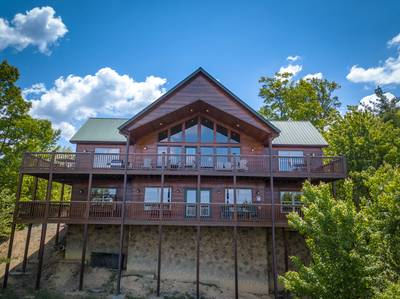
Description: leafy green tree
xmin=364 ymin=87 xmax=400 ymax=127
xmin=361 ymin=165 xmax=400 ymax=283
xmin=0 ymin=188 xmax=17 ymax=240
xmin=325 ymin=107 xmax=400 ymax=174
xmin=258 ymin=72 xmax=341 ymax=131
xmin=375 ymin=282 xmax=400 ymax=299
xmin=0 ymin=60 xmax=60 ymax=192
xmin=281 ymin=181 xmax=375 ymax=299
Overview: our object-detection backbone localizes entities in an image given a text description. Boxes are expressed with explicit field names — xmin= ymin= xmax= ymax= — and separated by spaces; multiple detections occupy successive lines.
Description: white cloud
xmin=347 ymin=33 xmax=400 ymax=85
xmin=53 ymin=121 xmax=76 ymax=140
xmin=0 ymin=6 xmax=67 ymax=54
xmin=278 ymin=64 xmax=303 ymax=77
xmin=25 ymin=67 xmax=167 ymax=142
xmin=303 ymin=72 xmax=323 ymax=80
xmin=22 ymin=83 xmax=47 ymax=97
xmin=359 ymin=92 xmax=396 ymax=110
xmin=287 ymin=55 xmax=301 ymax=62
xmin=388 ymin=33 xmax=400 ymax=47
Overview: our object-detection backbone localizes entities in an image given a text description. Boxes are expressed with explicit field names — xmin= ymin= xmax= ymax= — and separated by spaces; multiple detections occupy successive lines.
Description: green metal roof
xmin=70 ymin=118 xmax=128 ymax=143
xmin=71 ymin=118 xmax=327 ymax=146
xmin=270 ymin=121 xmax=328 ymax=146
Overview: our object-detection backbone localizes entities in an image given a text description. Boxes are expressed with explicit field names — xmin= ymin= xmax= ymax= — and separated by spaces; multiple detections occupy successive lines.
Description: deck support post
xmin=36 ymin=165 xmax=54 ymax=290
xmin=156 ymin=154 xmax=165 ymax=297
xmin=156 ymin=225 xmax=163 ymax=297
xmin=79 ymin=172 xmax=93 ymax=291
xmin=196 ymin=225 xmax=200 ymax=299
xmin=116 ymin=136 xmax=130 ymax=294
xmin=2 ymin=172 xmax=24 ymax=289
xmin=55 ymin=183 xmax=65 ymax=246
xmin=22 ymin=176 xmax=38 ymax=273
xmin=269 ymin=138 xmax=279 ymax=299
xmin=282 ymin=228 xmax=289 ymax=299
xmin=234 ymin=225 xmax=239 ymax=299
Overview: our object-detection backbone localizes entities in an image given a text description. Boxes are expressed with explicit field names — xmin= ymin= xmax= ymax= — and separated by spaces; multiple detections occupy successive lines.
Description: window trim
xmin=184 ymin=188 xmax=212 ymax=218
xmin=224 ymin=188 xmax=253 ymax=204
xmin=91 ymin=187 xmax=117 ymax=202
xmin=280 ymin=191 xmax=303 ymax=213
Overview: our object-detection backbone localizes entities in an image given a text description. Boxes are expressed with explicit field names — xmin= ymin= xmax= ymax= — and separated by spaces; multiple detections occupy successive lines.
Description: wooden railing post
xmin=196 ymin=175 xmax=200 ymax=221
xmin=307 ymin=154 xmax=311 ymax=180
xmin=160 ymin=153 xmax=165 ymax=221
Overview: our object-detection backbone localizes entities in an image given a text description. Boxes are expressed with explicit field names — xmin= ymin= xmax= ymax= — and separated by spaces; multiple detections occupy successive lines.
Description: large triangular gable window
xmin=157 ymin=116 xmax=240 ymax=144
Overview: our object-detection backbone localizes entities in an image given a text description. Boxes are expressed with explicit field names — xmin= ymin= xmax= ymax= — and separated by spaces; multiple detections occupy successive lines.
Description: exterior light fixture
xmin=136 ymin=188 xmax=140 ymax=193
xmin=159 ymin=122 xmax=163 ymax=126
xmin=143 ymin=146 xmax=148 ymax=150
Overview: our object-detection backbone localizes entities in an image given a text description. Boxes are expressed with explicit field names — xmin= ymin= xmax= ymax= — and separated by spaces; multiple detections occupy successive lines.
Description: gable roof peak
xmin=118 ymin=67 xmax=280 ymax=135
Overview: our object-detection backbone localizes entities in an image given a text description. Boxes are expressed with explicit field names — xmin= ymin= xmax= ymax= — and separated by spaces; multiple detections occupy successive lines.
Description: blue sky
xmin=1 ymin=0 xmax=400 ymax=146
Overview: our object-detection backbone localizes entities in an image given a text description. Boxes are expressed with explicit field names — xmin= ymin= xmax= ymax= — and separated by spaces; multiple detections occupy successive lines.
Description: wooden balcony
xmin=16 ymin=201 xmax=301 ymax=227
xmin=21 ymin=152 xmax=346 ymax=179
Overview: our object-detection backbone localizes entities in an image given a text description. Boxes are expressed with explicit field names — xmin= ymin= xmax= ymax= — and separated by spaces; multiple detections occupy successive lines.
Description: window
xmin=93 ymin=148 xmax=120 ymax=168
xmin=158 ymin=130 xmax=168 ymax=142
xmin=200 ymin=147 xmax=213 ymax=168
xmin=185 ymin=189 xmax=211 ymax=217
xmin=185 ymin=118 xmax=198 ymax=142
xmin=280 ymin=191 xmax=302 ymax=213
xmin=216 ymin=147 xmax=229 ymax=168
xmin=170 ymin=124 xmax=183 ymax=142
xmin=201 ymin=117 xmax=214 ymax=143
xmin=157 ymin=146 xmax=168 ymax=167
xmin=216 ymin=125 xmax=229 ymax=143
xmin=278 ymin=151 xmax=305 ymax=171
xmin=225 ymin=188 xmax=252 ymax=204
xmin=169 ymin=146 xmax=182 ymax=168
xmin=91 ymin=188 xmax=117 ymax=202
xmin=157 ymin=118 xmax=240 ymax=145
xmin=144 ymin=187 xmax=172 ymax=203
xmin=230 ymin=131 xmax=240 ymax=143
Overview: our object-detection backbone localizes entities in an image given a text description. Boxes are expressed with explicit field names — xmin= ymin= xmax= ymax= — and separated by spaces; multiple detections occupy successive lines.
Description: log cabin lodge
xmin=2 ymin=68 xmax=346 ymax=298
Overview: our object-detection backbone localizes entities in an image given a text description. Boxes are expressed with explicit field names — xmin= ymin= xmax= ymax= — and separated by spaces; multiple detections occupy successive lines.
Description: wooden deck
xmin=16 ymin=201 xmax=299 ymax=227
xmin=21 ymin=152 xmax=346 ymax=179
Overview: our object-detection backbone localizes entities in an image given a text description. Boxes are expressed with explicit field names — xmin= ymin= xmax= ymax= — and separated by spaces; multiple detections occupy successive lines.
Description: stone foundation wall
xmin=127 ymin=226 xmax=269 ymax=294
xmin=65 ymin=225 xmax=128 ymax=262
xmin=64 ymin=225 xmax=309 ymax=296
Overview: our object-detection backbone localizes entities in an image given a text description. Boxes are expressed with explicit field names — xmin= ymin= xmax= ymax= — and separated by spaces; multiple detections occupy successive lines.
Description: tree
xmin=0 ymin=188 xmax=17 ymax=240
xmin=0 ymin=60 xmax=60 ymax=192
xmin=281 ymin=181 xmax=374 ymax=299
xmin=258 ymin=72 xmax=341 ymax=131
xmin=365 ymin=87 xmax=400 ymax=127
xmin=325 ymin=107 xmax=400 ymax=174
xmin=361 ymin=165 xmax=400 ymax=284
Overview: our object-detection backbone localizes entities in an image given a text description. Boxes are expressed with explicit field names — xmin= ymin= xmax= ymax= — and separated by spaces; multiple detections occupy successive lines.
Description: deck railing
xmin=16 ymin=201 xmax=302 ymax=225
xmin=21 ymin=152 xmax=346 ymax=177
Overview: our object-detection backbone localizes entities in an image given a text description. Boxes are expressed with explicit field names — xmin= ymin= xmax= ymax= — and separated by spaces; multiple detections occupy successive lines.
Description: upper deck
xmin=22 ymin=152 xmax=346 ymax=179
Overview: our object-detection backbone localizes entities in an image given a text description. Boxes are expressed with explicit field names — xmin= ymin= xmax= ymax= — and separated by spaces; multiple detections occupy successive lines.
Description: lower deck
xmin=16 ymin=201 xmax=299 ymax=227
